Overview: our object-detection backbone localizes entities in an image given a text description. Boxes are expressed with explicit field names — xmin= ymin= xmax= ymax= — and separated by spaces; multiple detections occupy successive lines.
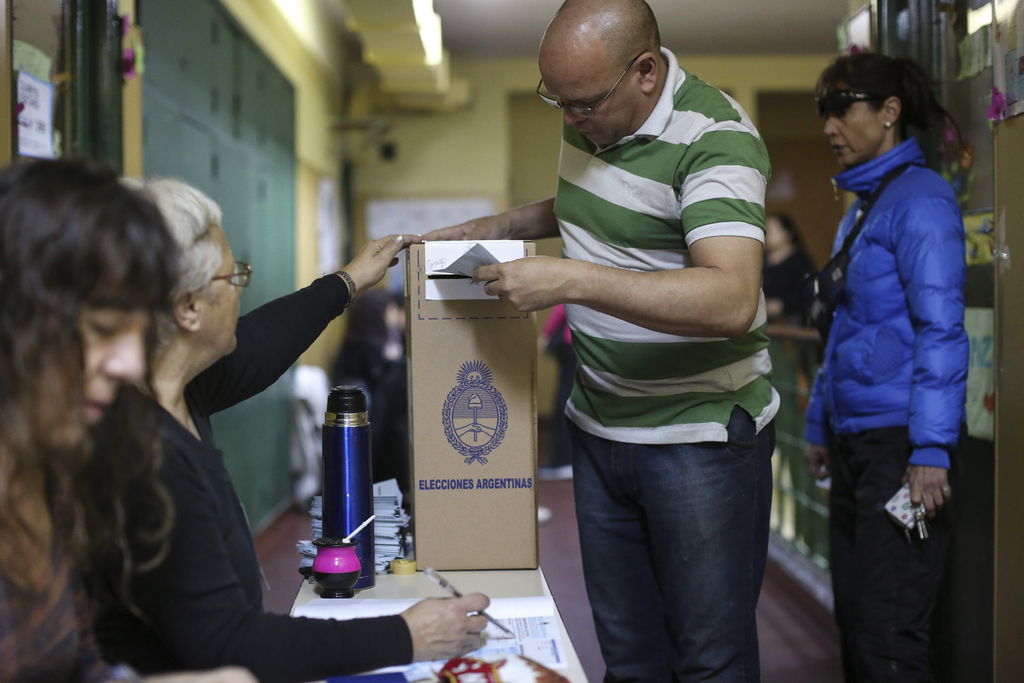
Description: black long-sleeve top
xmin=93 ymin=275 xmax=413 ymax=682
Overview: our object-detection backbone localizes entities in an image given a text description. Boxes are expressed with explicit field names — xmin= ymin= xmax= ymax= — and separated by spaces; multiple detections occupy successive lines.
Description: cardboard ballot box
xmin=405 ymin=241 xmax=537 ymax=570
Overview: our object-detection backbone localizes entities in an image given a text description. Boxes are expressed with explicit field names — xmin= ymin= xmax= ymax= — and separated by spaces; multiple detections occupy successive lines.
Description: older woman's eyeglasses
xmin=815 ymin=90 xmax=887 ymax=119
xmin=536 ymin=53 xmax=643 ymax=119
xmin=210 ymin=261 xmax=252 ymax=288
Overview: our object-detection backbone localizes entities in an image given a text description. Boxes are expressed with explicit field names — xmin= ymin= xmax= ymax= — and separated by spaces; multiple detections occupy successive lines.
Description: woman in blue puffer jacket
xmin=803 ymin=53 xmax=968 ymax=682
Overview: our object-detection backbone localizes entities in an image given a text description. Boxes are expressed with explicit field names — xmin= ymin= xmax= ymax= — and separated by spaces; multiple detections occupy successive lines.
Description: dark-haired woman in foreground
xmin=803 ymin=53 xmax=968 ymax=681
xmin=0 ymin=160 xmax=252 ymax=682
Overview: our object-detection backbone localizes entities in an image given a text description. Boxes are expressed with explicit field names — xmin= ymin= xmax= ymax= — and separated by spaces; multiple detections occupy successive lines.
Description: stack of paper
xmin=373 ymin=478 xmax=411 ymax=572
xmin=297 ymin=479 xmax=411 ymax=574
xmin=296 ymin=496 xmax=322 ymax=571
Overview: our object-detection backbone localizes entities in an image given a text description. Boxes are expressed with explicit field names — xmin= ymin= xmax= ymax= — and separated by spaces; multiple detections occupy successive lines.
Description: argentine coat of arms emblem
xmin=442 ymin=360 xmax=508 ymax=464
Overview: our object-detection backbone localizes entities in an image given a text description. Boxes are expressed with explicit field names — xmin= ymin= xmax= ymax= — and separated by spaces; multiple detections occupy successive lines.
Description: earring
xmin=884 ymin=121 xmax=893 ymax=129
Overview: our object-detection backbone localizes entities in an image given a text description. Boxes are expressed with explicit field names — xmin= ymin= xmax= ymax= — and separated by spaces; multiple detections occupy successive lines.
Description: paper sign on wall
xmin=965 ymin=306 xmax=994 ymax=441
xmin=316 ymin=177 xmax=341 ymax=274
xmin=17 ymin=71 xmax=55 ymax=160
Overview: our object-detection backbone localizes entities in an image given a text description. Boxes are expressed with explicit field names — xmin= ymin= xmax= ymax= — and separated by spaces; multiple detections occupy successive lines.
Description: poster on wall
xmin=16 ymin=71 xmax=55 ymax=159
xmin=964 ymin=212 xmax=995 ymax=265
xmin=316 ymin=177 xmax=341 ymax=275
xmin=842 ymin=5 xmax=872 ymax=52
xmin=993 ymin=0 xmax=1024 ymax=117
xmin=965 ymin=306 xmax=994 ymax=441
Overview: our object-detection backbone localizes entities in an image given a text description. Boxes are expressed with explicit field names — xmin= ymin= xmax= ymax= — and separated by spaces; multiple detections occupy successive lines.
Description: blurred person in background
xmin=762 ymin=212 xmax=813 ymax=325
xmin=538 ymin=303 xmax=576 ymax=482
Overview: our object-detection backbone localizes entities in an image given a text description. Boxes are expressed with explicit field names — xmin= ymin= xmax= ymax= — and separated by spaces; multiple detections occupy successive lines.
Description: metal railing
xmin=766 ymin=325 xmax=831 ymax=588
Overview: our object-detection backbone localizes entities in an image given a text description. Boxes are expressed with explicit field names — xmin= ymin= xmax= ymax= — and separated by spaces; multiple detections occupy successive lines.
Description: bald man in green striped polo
xmin=426 ymin=2 xmax=777 ymax=679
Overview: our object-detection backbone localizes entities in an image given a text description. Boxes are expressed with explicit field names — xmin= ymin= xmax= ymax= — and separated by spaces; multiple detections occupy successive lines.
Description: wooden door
xmin=993 ymin=112 xmax=1024 ymax=682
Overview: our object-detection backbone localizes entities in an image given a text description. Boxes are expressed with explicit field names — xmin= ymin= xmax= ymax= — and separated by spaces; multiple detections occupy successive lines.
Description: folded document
xmin=423 ymin=241 xmax=525 ymax=300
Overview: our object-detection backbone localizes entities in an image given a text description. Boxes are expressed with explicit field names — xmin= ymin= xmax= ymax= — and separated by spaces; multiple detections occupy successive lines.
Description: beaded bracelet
xmin=335 ymin=270 xmax=357 ymax=306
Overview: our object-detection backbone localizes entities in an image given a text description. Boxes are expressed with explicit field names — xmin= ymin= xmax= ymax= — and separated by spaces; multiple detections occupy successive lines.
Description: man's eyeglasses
xmin=210 ymin=261 xmax=252 ymax=288
xmin=536 ymin=53 xmax=643 ymax=119
xmin=815 ymin=90 xmax=887 ymax=119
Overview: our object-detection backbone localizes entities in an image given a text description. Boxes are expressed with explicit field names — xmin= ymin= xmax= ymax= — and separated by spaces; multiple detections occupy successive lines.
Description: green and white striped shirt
xmin=557 ymin=48 xmax=778 ymax=444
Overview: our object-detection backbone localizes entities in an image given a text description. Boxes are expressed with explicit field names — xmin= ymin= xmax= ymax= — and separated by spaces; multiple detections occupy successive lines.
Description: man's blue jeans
xmin=570 ymin=407 xmax=774 ymax=682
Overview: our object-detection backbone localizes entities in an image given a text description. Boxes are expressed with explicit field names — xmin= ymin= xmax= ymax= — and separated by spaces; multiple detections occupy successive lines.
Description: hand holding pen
xmin=424 ymin=567 xmax=515 ymax=638
xmin=399 ymin=583 xmax=494 ymax=662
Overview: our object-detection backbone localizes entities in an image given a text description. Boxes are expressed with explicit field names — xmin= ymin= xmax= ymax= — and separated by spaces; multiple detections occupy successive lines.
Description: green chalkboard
xmin=141 ymin=0 xmax=296 ymax=531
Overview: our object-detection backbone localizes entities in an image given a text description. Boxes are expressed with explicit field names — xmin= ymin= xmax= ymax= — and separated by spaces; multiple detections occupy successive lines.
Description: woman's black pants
xmin=829 ymin=427 xmax=953 ymax=682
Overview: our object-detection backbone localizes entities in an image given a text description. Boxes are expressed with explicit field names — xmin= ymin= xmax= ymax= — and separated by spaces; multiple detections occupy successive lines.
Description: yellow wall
xmin=680 ymin=54 xmax=836 ymax=121
xmin=356 ymin=52 xmax=834 ymax=203
xmin=355 ymin=57 xmax=538 ymax=204
xmin=217 ymin=0 xmax=350 ymax=370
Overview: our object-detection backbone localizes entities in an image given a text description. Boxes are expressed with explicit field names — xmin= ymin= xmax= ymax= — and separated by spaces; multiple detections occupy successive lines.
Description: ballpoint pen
xmin=423 ymin=567 xmax=516 ymax=637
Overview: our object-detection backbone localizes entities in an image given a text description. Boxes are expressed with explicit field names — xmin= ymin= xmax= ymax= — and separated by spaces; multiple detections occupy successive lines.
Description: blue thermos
xmin=322 ymin=385 xmax=375 ymax=591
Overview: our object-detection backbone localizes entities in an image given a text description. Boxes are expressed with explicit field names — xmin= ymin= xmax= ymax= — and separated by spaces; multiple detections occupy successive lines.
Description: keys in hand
xmin=913 ymin=506 xmax=929 ymax=540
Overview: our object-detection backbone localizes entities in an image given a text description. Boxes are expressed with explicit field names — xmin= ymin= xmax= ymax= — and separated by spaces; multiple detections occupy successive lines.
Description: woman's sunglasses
xmin=815 ymin=90 xmax=887 ymax=119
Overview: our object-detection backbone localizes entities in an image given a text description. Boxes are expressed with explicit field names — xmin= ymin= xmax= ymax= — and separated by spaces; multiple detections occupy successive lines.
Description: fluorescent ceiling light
xmin=412 ymin=0 xmax=442 ymax=66
xmin=967 ymin=3 xmax=992 ymax=34
xmin=411 ymin=0 xmax=434 ymax=26
xmin=419 ymin=11 xmax=443 ymax=66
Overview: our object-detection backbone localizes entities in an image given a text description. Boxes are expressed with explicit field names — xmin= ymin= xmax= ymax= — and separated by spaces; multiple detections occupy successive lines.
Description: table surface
xmin=292 ymin=567 xmax=587 ymax=681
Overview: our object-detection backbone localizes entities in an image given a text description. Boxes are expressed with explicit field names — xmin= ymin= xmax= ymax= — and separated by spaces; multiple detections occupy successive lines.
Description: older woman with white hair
xmin=92 ymin=178 xmax=489 ymax=682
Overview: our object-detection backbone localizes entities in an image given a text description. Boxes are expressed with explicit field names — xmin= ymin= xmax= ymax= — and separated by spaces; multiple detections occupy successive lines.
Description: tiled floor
xmin=256 ymin=478 xmax=842 ymax=682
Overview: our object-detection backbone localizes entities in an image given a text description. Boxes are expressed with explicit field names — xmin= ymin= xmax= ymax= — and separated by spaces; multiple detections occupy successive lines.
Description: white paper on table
xmin=294 ymin=595 xmax=567 ymax=671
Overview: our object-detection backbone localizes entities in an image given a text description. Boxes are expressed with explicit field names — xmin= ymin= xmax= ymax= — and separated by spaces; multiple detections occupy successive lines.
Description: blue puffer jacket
xmin=804 ymin=138 xmax=967 ymax=468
